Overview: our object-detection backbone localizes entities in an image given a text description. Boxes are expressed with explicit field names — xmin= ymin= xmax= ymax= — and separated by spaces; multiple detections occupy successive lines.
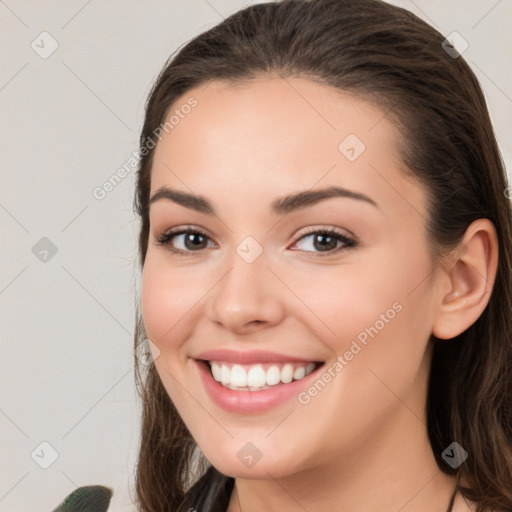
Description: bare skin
xmin=141 ymin=76 xmax=498 ymax=512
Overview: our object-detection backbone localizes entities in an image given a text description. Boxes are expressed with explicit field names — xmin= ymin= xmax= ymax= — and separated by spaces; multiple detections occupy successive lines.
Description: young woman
xmin=132 ymin=1 xmax=512 ymax=511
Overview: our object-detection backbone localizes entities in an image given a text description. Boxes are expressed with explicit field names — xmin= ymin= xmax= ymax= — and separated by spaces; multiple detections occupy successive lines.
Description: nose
xmin=204 ymin=250 xmax=285 ymax=335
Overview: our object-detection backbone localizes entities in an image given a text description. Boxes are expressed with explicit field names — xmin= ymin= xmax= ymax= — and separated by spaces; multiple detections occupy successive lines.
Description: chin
xmin=199 ymin=440 xmax=303 ymax=481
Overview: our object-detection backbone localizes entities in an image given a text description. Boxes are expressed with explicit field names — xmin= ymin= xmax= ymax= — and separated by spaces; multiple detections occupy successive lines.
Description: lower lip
xmin=195 ymin=360 xmax=324 ymax=414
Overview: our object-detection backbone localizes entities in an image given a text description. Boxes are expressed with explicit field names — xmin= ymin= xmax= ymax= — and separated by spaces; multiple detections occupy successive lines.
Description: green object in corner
xmin=51 ymin=485 xmax=113 ymax=512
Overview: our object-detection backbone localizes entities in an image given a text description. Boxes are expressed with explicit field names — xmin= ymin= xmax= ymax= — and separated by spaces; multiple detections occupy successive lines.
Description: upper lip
xmin=195 ymin=349 xmax=322 ymax=365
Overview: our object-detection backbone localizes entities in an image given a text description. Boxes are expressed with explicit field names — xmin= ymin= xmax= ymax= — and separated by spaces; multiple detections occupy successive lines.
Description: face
xmin=141 ymin=76 xmax=442 ymax=479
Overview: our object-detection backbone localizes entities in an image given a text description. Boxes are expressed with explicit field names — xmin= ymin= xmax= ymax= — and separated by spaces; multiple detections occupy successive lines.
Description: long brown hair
xmin=132 ymin=1 xmax=512 ymax=510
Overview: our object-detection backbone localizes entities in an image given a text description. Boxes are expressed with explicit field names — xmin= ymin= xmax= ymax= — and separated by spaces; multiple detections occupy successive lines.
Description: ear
xmin=432 ymin=219 xmax=499 ymax=340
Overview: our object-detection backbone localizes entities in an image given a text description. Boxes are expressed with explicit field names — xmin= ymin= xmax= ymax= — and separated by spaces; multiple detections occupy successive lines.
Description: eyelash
xmin=154 ymin=225 xmax=357 ymax=258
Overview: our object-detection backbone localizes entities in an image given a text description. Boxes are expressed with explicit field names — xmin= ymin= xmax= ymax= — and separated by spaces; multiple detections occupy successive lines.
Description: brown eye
xmin=155 ymin=228 xmax=215 ymax=255
xmin=291 ymin=228 xmax=356 ymax=257
xmin=182 ymin=232 xmax=208 ymax=250
xmin=312 ymin=233 xmax=339 ymax=251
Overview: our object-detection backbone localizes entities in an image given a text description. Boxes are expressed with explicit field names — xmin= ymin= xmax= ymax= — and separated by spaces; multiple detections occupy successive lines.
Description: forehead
xmin=149 ymin=76 xmax=425 ymax=218
xmin=155 ymin=76 xmax=398 ymax=163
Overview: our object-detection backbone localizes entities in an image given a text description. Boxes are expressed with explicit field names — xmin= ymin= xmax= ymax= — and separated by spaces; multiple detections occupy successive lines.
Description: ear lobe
xmin=432 ymin=219 xmax=498 ymax=340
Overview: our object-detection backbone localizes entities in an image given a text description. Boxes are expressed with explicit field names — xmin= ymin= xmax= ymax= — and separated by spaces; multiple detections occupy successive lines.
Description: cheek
xmin=140 ymin=254 xmax=202 ymax=355
xmin=285 ymin=263 xmax=401 ymax=347
xmin=140 ymin=257 xmax=202 ymax=410
xmin=287 ymin=248 xmax=435 ymax=364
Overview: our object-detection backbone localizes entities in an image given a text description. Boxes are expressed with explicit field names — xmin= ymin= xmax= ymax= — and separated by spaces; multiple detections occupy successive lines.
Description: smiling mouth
xmin=202 ymin=360 xmax=324 ymax=391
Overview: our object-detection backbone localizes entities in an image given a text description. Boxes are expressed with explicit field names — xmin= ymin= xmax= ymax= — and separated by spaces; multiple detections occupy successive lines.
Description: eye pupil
xmin=314 ymin=234 xmax=337 ymax=251
xmin=185 ymin=232 xmax=207 ymax=250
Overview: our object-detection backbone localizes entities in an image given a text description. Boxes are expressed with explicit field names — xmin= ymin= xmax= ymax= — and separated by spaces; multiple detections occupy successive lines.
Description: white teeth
xmin=247 ymin=365 xmax=266 ymax=387
xmin=220 ymin=365 xmax=230 ymax=386
xmin=281 ymin=363 xmax=293 ymax=384
xmin=211 ymin=362 xmax=222 ymax=382
xmin=226 ymin=383 xmax=271 ymax=391
xmin=231 ymin=364 xmax=247 ymax=387
xmin=293 ymin=366 xmax=306 ymax=380
xmin=209 ymin=360 xmax=318 ymax=391
xmin=266 ymin=365 xmax=281 ymax=386
xmin=249 ymin=386 xmax=267 ymax=391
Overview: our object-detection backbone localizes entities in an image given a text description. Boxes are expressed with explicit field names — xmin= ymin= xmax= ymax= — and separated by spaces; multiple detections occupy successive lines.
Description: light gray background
xmin=1 ymin=1 xmax=511 ymax=510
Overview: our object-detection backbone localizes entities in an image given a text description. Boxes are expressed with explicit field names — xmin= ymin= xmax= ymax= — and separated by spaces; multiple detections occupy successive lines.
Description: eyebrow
xmin=149 ymin=185 xmax=378 ymax=215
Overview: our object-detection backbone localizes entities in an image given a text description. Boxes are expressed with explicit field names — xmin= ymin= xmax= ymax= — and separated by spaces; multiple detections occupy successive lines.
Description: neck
xmin=229 ymin=425 xmax=456 ymax=512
